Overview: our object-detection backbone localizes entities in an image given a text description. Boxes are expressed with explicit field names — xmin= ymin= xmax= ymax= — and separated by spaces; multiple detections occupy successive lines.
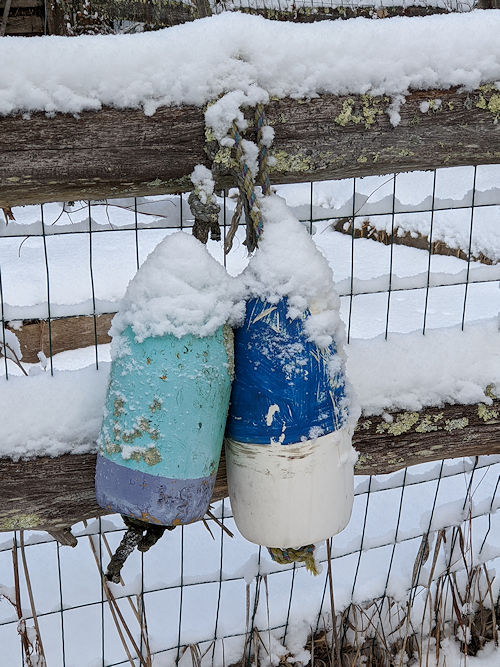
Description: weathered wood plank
xmin=45 ymin=0 xmax=196 ymax=35
xmin=6 ymin=314 xmax=114 ymax=364
xmin=3 ymin=13 xmax=43 ymax=33
xmin=1 ymin=88 xmax=499 ymax=208
xmin=41 ymin=1 xmax=465 ymax=36
xmin=0 ymin=399 xmax=498 ymax=533
xmin=332 ymin=218 xmax=497 ymax=265
xmin=0 ymin=0 xmax=42 ymax=8
xmin=228 ymin=4 xmax=454 ymax=22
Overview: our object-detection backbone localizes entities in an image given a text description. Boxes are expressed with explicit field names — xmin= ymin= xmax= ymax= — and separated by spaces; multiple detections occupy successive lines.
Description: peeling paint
xmin=265 ymin=404 xmax=280 ymax=426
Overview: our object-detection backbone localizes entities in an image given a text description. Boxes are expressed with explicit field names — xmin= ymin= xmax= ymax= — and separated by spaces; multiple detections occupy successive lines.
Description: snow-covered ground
xmin=0 ymin=164 xmax=499 ymax=665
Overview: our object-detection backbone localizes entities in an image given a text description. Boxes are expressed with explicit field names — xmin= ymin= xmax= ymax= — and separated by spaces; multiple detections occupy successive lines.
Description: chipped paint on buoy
xmin=225 ymin=297 xmax=355 ymax=549
xmin=96 ymin=324 xmax=233 ymax=526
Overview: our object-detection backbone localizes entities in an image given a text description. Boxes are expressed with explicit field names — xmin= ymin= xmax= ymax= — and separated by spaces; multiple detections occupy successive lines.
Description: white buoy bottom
xmin=225 ymin=429 xmax=356 ymax=549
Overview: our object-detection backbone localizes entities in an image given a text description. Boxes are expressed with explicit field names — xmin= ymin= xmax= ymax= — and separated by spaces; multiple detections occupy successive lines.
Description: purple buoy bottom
xmin=95 ymin=455 xmax=215 ymax=526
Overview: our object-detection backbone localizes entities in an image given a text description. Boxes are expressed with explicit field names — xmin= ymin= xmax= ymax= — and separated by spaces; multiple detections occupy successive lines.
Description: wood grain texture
xmin=2 ymin=88 xmax=500 ymax=208
xmin=1 ymin=399 xmax=498 ymax=533
xmin=0 ymin=0 xmax=42 ymax=8
xmin=7 ymin=314 xmax=114 ymax=364
xmin=331 ymin=218 xmax=496 ymax=265
xmin=40 ymin=1 xmax=464 ymax=36
xmin=3 ymin=13 xmax=42 ymax=33
xmin=45 ymin=0 xmax=196 ymax=34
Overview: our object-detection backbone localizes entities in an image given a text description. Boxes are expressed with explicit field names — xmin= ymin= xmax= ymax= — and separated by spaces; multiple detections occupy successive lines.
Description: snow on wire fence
xmin=0 ymin=164 xmax=499 ymax=665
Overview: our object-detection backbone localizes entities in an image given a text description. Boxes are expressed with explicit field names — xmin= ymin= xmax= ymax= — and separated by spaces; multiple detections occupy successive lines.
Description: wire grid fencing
xmin=0 ymin=164 xmax=499 ymax=665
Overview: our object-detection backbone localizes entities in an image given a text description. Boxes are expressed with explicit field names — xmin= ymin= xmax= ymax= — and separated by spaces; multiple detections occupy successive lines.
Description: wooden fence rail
xmin=2 ymin=88 xmax=500 ymax=208
xmin=0 ymin=397 xmax=498 ymax=535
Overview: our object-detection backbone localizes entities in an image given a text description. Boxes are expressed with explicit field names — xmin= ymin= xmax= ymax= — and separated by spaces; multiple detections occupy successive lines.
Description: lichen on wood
xmin=0 ymin=397 xmax=498 ymax=533
xmin=2 ymin=88 xmax=500 ymax=208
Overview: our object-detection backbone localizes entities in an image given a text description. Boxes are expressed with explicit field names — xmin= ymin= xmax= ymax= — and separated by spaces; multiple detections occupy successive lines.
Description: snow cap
xmin=1 ymin=12 xmax=500 ymax=118
xmin=244 ymin=195 xmax=345 ymax=350
xmin=111 ymin=232 xmax=245 ymax=342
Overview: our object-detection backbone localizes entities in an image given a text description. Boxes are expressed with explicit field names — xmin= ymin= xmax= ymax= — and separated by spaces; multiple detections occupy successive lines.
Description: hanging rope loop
xmin=200 ymin=101 xmax=272 ymax=254
xmin=105 ymin=516 xmax=174 ymax=583
xmin=267 ymin=545 xmax=320 ymax=576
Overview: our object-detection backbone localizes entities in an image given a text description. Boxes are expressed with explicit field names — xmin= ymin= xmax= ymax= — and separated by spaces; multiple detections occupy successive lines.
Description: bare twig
xmin=11 ymin=535 xmax=33 ymax=663
xmin=19 ymin=531 xmax=46 ymax=665
xmin=86 ymin=530 xmax=147 ymax=667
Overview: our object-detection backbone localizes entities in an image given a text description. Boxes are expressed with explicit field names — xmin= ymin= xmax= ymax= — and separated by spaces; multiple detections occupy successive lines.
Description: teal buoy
xmin=95 ymin=232 xmax=242 ymax=526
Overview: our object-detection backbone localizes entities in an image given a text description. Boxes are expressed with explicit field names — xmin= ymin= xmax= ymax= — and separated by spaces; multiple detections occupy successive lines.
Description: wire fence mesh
xmin=0 ymin=164 xmax=499 ymax=665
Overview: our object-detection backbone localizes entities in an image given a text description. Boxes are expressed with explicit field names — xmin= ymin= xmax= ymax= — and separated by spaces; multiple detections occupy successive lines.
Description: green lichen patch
xmin=1 ymin=514 xmax=43 ymax=530
xmin=138 ymin=447 xmax=162 ymax=466
xmin=113 ymin=396 xmax=125 ymax=418
xmin=415 ymin=416 xmax=439 ymax=433
xmin=376 ymin=412 xmax=419 ymax=436
xmin=333 ymin=95 xmax=383 ymax=129
xmin=114 ymin=417 xmax=160 ymax=445
xmin=415 ymin=412 xmax=444 ymax=433
xmin=103 ymin=438 xmax=121 ymax=456
xmin=478 ymin=403 xmax=499 ymax=423
xmin=444 ymin=417 xmax=469 ymax=432
xmin=485 ymin=384 xmax=498 ymax=400
xmin=223 ymin=324 xmax=235 ymax=381
xmin=212 ymin=145 xmax=237 ymax=171
xmin=270 ymin=150 xmax=314 ymax=173
xmin=356 ymin=420 xmax=372 ymax=431
xmin=476 ymin=85 xmax=500 ymax=123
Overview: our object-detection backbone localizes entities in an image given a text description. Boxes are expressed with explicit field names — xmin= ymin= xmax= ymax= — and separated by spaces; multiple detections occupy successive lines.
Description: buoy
xmin=95 ymin=232 xmax=243 ymax=526
xmin=225 ymin=196 xmax=358 ymax=552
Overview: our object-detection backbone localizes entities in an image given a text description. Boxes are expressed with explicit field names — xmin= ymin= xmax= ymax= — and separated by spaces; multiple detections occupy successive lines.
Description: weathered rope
xmin=225 ymin=102 xmax=271 ymax=253
xmin=224 ymin=196 xmax=243 ymax=255
xmin=105 ymin=516 xmax=174 ymax=583
xmin=267 ymin=545 xmax=320 ymax=576
xmin=188 ymin=188 xmax=221 ymax=244
xmin=229 ymin=122 xmax=263 ymax=253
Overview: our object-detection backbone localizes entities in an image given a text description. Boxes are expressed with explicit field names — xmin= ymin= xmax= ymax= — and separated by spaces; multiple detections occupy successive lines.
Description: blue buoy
xmin=227 ymin=297 xmax=348 ymax=444
xmin=225 ymin=295 xmax=355 ymax=548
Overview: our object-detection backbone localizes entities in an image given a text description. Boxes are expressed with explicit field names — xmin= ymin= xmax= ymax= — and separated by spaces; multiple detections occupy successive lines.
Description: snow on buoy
xmin=95 ymin=232 xmax=244 ymax=526
xmin=225 ymin=196 xmax=359 ymax=552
